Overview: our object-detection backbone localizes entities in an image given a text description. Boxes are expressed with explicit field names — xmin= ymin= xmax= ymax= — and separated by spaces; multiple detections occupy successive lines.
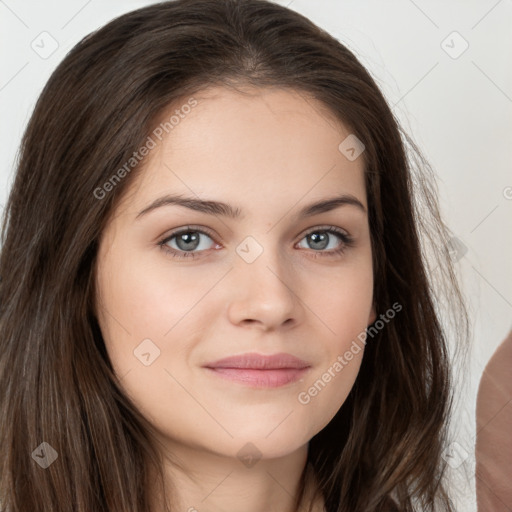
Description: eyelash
xmin=158 ymin=225 xmax=355 ymax=260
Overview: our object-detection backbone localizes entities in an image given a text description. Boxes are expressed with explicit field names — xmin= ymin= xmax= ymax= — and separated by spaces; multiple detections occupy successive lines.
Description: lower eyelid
xmin=160 ymin=228 xmax=353 ymax=259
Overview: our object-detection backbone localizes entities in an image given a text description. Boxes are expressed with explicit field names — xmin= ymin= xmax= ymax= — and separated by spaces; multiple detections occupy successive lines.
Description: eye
xmin=158 ymin=226 xmax=219 ymax=259
xmin=158 ymin=224 xmax=355 ymax=260
xmin=296 ymin=226 xmax=354 ymax=257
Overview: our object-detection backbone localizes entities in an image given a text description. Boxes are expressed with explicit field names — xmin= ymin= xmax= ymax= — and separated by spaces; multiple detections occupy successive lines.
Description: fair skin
xmin=95 ymin=85 xmax=376 ymax=512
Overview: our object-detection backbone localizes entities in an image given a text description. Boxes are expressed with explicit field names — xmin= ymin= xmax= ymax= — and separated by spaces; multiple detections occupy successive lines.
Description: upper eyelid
xmin=301 ymin=225 xmax=349 ymax=237
xmin=164 ymin=225 xmax=216 ymax=239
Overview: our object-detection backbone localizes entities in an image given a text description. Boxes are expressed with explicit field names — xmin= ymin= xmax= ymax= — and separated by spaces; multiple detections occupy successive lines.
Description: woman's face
xmin=95 ymin=85 xmax=375 ymax=461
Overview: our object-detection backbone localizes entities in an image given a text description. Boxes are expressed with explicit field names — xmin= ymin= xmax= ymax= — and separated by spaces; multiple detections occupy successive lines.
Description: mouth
xmin=202 ymin=352 xmax=311 ymax=388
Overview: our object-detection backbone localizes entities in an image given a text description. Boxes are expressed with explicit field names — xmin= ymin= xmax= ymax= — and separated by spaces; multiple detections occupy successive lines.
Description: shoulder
xmin=475 ymin=330 xmax=512 ymax=509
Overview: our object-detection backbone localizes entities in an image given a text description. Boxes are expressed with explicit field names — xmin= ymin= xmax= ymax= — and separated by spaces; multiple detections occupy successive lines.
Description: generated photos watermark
xmin=93 ymin=97 xmax=198 ymax=200
xmin=297 ymin=301 xmax=402 ymax=405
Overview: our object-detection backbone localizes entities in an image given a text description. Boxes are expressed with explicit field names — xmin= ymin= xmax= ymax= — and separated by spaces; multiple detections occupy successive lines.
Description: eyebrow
xmin=135 ymin=193 xmax=367 ymax=220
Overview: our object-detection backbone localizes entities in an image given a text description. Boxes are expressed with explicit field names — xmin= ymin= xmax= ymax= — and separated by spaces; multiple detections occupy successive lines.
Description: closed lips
xmin=203 ymin=352 xmax=310 ymax=370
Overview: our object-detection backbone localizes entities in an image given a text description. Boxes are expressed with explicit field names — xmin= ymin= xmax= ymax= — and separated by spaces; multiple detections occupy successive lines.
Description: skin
xmin=94 ymin=85 xmax=376 ymax=512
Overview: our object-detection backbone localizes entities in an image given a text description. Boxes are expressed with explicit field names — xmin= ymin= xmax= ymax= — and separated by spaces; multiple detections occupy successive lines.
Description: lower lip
xmin=204 ymin=367 xmax=310 ymax=388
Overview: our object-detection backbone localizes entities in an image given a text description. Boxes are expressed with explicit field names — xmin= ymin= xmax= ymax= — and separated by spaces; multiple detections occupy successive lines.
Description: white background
xmin=1 ymin=1 xmax=511 ymax=510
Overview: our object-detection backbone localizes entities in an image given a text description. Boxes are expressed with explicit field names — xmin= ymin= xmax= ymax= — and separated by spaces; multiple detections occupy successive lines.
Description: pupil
xmin=309 ymin=232 xmax=328 ymax=250
xmin=177 ymin=232 xmax=199 ymax=251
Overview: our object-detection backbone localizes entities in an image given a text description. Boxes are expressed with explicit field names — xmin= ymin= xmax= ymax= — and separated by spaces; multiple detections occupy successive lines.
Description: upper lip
xmin=203 ymin=352 xmax=310 ymax=370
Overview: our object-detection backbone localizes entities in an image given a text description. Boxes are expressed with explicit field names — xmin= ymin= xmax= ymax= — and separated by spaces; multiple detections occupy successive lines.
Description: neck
xmin=148 ymin=439 xmax=324 ymax=512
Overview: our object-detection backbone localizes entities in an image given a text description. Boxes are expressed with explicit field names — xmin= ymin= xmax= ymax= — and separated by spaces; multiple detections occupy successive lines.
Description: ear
xmin=368 ymin=303 xmax=377 ymax=325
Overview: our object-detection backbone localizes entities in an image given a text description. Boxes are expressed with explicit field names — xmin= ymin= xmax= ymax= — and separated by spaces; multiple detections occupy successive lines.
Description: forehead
xmin=118 ymin=85 xmax=367 ymax=216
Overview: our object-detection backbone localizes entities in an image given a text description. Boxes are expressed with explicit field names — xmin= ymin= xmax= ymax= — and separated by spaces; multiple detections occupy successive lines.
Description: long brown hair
xmin=0 ymin=1 xmax=470 ymax=510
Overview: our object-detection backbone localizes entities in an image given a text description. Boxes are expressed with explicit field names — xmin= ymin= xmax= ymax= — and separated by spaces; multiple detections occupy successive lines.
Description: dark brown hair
xmin=0 ymin=1 xmax=470 ymax=510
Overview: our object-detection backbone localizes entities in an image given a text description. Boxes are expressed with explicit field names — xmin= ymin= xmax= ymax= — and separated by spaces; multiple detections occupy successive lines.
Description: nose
xmin=226 ymin=245 xmax=302 ymax=331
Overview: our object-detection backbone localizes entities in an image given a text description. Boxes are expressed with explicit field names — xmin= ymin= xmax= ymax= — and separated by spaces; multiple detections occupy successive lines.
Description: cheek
xmin=296 ymin=325 xmax=365 ymax=440
xmin=97 ymin=250 xmax=207 ymax=337
xmin=95 ymin=249 xmax=227 ymax=382
xmin=297 ymin=352 xmax=363 ymax=440
xmin=308 ymin=260 xmax=374 ymax=343
xmin=295 ymin=263 xmax=372 ymax=431
xmin=95 ymin=252 xmax=209 ymax=430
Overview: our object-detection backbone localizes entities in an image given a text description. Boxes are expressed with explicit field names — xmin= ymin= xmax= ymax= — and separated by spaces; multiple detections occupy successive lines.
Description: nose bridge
xmin=235 ymin=233 xmax=288 ymax=288
xmin=227 ymin=233 xmax=299 ymax=328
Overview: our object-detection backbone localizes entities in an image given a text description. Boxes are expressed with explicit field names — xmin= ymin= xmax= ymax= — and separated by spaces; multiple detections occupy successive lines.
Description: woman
xmin=0 ymin=0 xmax=470 ymax=510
